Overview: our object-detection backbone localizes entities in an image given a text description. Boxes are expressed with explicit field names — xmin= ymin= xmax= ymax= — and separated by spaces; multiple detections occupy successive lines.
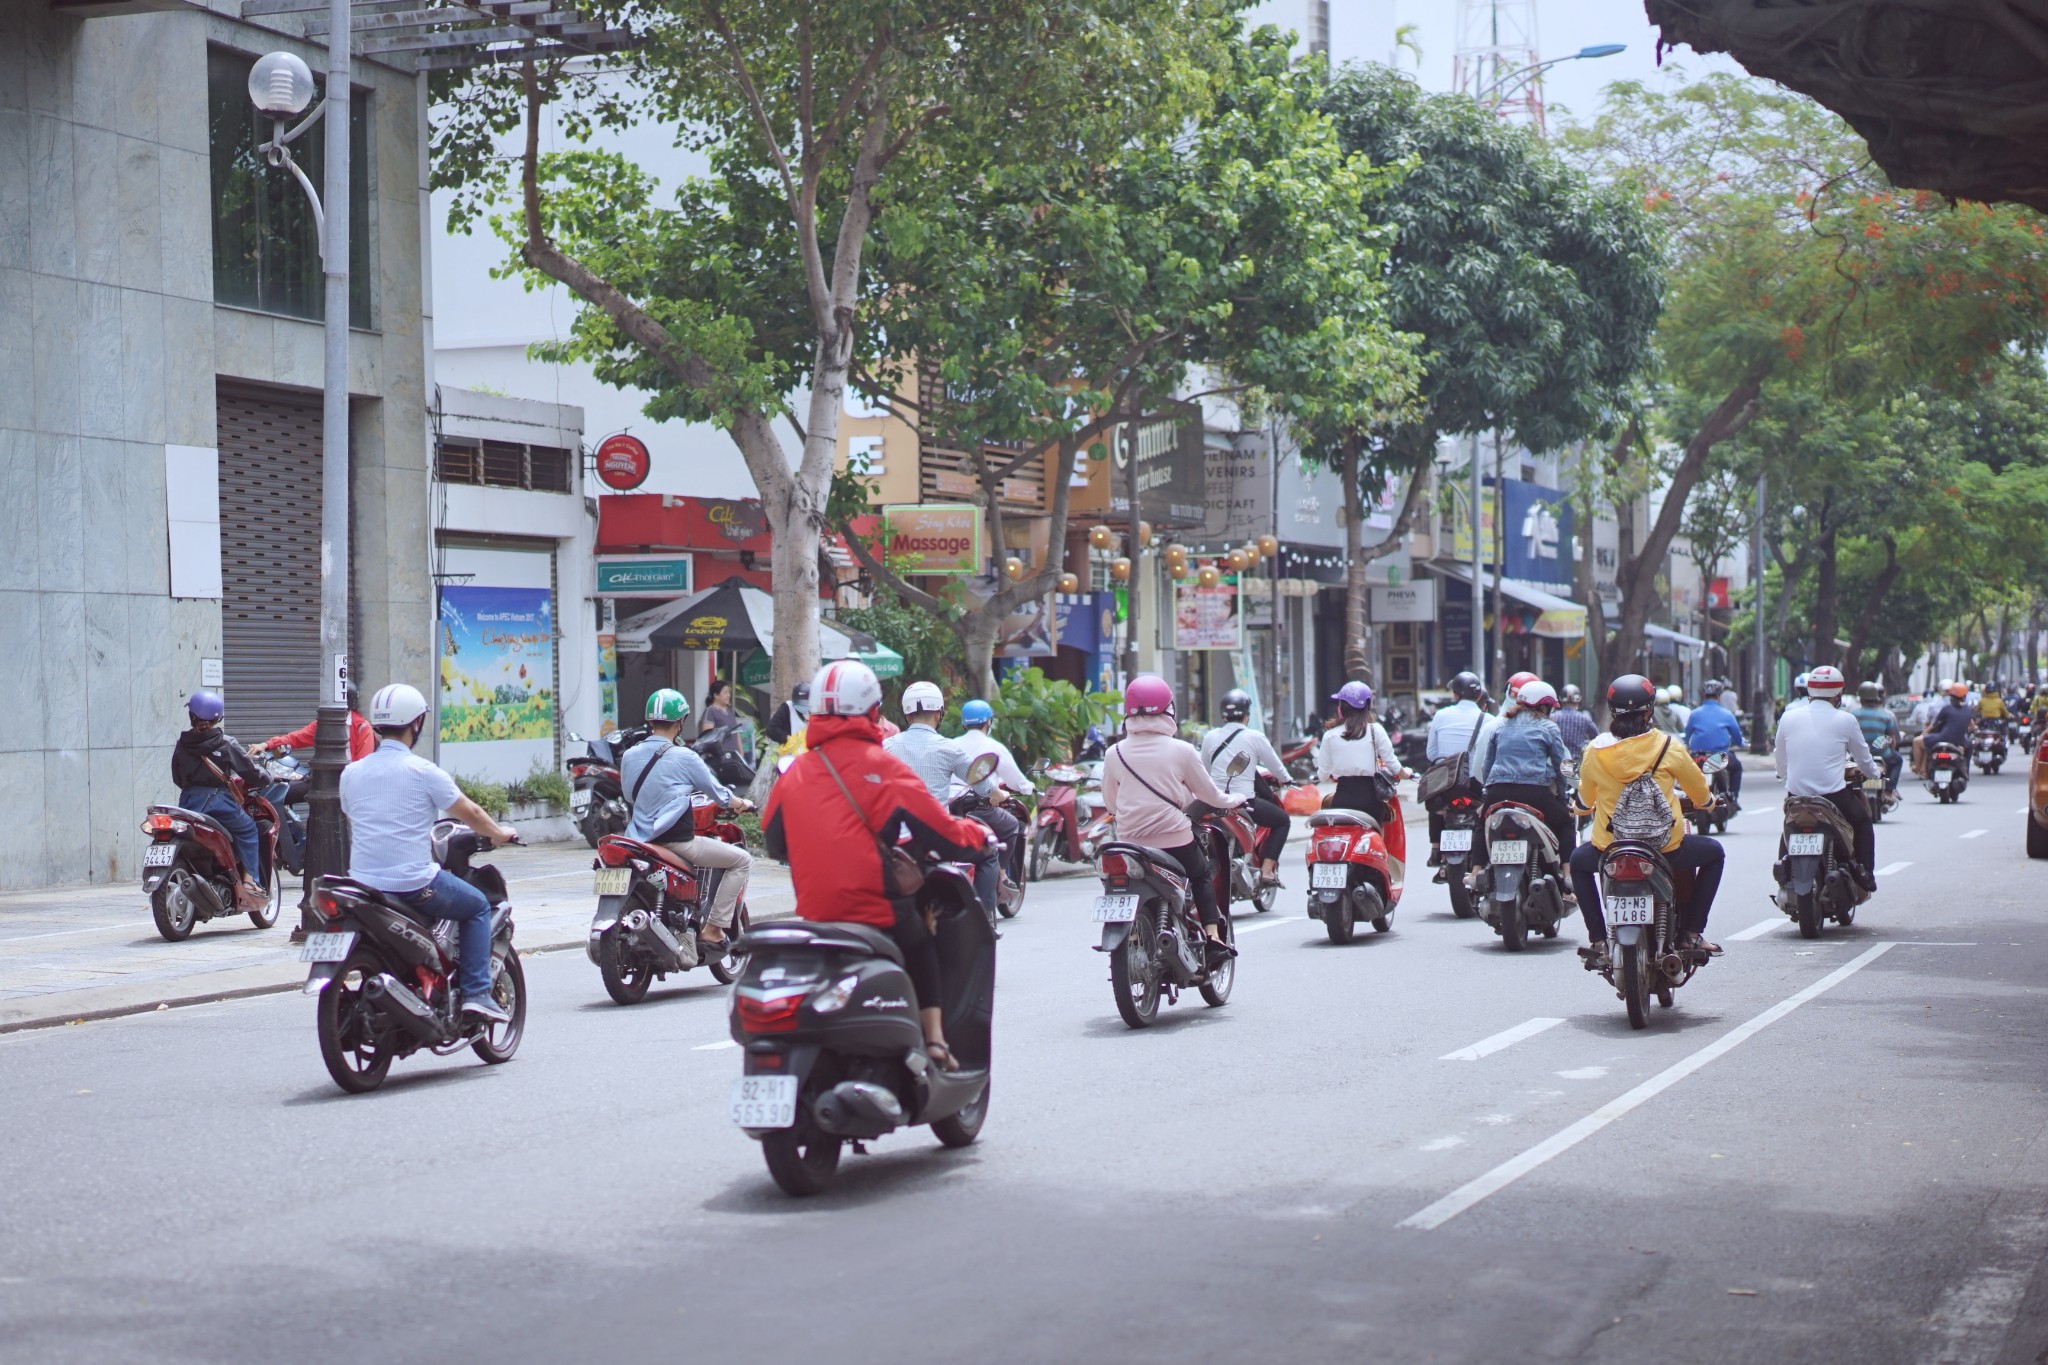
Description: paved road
xmin=5 ymin=770 xmax=2047 ymax=1363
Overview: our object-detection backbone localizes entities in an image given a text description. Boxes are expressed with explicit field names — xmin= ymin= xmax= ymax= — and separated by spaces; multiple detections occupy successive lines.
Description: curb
xmin=0 ymin=908 xmax=797 ymax=1037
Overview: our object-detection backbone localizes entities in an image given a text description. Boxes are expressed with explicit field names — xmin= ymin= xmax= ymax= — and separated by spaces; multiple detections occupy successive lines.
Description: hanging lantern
xmin=1197 ymin=564 xmax=1222 ymax=588
xmin=1245 ymin=540 xmax=1264 ymax=562
xmin=1137 ymin=520 xmax=1154 ymax=547
xmin=1257 ymin=533 xmax=1279 ymax=558
xmin=1058 ymin=572 xmax=1081 ymax=594
xmin=1088 ymin=524 xmax=1114 ymax=550
xmin=1164 ymin=544 xmax=1188 ymax=574
xmin=1111 ymin=557 xmax=1131 ymax=582
xmin=1226 ymin=548 xmax=1251 ymax=572
xmin=1004 ymin=557 xmax=1024 ymax=581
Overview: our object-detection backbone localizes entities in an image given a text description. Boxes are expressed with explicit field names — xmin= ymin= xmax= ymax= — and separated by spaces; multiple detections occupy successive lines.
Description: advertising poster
xmin=596 ymin=632 xmax=619 ymax=732
xmin=1167 ymin=579 xmax=1242 ymax=651
xmin=439 ymin=586 xmax=555 ymax=742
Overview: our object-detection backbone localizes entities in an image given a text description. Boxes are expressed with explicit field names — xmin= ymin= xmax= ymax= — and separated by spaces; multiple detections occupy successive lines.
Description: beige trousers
xmin=657 ymin=836 xmax=751 ymax=927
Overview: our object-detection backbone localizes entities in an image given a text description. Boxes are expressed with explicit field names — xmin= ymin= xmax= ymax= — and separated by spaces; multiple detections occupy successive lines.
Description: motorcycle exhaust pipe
xmin=186 ymin=871 xmax=227 ymax=919
xmin=362 ymin=973 xmax=444 ymax=1041
xmin=621 ymin=908 xmax=684 ymax=969
xmin=1659 ymin=952 xmax=1687 ymax=977
xmin=812 ymin=1080 xmax=905 ymax=1138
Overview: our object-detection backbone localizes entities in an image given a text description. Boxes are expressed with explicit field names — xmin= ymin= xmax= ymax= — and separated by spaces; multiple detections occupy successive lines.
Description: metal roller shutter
xmin=216 ymin=385 xmax=326 ymax=744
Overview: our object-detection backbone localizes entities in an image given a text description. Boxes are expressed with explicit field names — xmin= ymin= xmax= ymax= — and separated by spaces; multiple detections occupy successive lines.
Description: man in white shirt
xmin=1773 ymin=665 xmax=1881 ymax=890
xmin=339 ymin=683 xmax=521 ymax=1023
xmin=1201 ymin=688 xmax=1290 ymax=885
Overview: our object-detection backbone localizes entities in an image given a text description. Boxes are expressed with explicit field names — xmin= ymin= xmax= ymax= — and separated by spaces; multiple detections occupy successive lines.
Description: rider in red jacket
xmin=763 ymin=661 xmax=994 ymax=1068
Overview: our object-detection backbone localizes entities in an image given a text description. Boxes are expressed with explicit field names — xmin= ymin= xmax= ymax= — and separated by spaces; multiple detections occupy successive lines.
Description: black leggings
xmin=1162 ymin=840 xmax=1221 ymax=926
xmin=885 ymin=902 xmax=944 ymax=1010
xmin=1243 ymin=796 xmax=1289 ymax=861
xmin=1329 ymin=777 xmax=1394 ymax=828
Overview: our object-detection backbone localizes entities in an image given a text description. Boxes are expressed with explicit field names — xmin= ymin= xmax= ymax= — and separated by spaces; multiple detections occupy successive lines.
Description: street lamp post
xmin=250 ymin=10 xmax=352 ymax=932
xmin=1472 ymin=43 xmax=1627 ymax=111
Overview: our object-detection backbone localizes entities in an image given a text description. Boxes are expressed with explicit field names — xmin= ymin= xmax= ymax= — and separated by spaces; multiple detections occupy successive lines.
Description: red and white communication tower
xmin=1452 ymin=0 xmax=1546 ymax=134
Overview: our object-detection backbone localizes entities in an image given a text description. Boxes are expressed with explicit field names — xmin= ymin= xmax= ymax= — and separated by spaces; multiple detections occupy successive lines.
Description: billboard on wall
xmin=1502 ymin=481 xmax=1575 ymax=587
xmin=1204 ymin=434 xmax=1271 ymax=542
xmin=438 ymin=586 xmax=555 ymax=745
xmin=1165 ymin=579 xmax=1242 ymax=651
xmin=880 ymin=504 xmax=982 ymax=574
xmin=1110 ymin=403 xmax=1207 ymax=526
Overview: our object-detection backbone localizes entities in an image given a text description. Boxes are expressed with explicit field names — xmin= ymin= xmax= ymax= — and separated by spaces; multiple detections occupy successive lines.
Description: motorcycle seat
xmin=741 ymin=919 xmax=905 ymax=966
xmin=1101 ymin=839 xmax=1186 ymax=871
xmin=1308 ymin=810 xmax=1380 ymax=832
xmin=322 ymin=876 xmax=437 ymax=923
xmin=599 ymin=835 xmax=698 ymax=873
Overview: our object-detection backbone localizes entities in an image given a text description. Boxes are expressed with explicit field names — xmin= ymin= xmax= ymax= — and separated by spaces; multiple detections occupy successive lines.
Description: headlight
xmin=810 ymin=974 xmax=860 ymax=1014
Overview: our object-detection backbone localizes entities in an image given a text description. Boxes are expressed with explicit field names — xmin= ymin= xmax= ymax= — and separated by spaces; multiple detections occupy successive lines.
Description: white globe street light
xmin=248 ymin=51 xmax=315 ymax=118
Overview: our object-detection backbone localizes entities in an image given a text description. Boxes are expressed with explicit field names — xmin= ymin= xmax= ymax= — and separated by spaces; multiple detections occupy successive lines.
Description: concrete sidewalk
xmin=0 ymin=839 xmax=799 ymax=1034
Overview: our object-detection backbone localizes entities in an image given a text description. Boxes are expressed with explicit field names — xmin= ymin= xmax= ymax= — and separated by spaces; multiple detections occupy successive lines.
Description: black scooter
xmin=727 ymin=859 xmax=993 ymax=1196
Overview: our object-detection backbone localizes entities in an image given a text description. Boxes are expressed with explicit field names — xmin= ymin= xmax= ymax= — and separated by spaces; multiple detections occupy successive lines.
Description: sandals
xmin=1682 ymin=933 xmax=1724 ymax=957
xmin=924 ymin=1040 xmax=960 ymax=1072
xmin=1577 ymin=942 xmax=1610 ymax=971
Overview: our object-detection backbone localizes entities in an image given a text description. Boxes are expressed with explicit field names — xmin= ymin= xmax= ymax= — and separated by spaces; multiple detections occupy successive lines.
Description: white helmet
xmin=901 ymin=679 xmax=944 ymax=716
xmin=812 ymin=660 xmax=883 ymax=716
xmin=1654 ymin=686 xmax=1674 ymax=704
xmin=1805 ymin=664 xmax=1846 ymax=700
xmin=1514 ymin=679 xmax=1559 ymax=711
xmin=369 ymin=683 xmax=429 ymax=728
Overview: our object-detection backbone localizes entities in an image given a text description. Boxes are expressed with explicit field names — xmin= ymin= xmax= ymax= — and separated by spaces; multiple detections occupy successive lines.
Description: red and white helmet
xmin=1805 ymin=664 xmax=1846 ymax=700
xmin=1124 ymin=674 xmax=1175 ymax=718
xmin=1514 ymin=679 xmax=1559 ymax=711
xmin=811 ymin=660 xmax=883 ymax=716
xmin=1507 ymin=671 xmax=1538 ymax=695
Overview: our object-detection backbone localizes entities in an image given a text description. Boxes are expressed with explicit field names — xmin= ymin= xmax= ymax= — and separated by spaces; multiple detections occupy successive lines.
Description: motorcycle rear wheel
xmin=597 ymin=929 xmax=653 ymax=1005
xmin=1446 ymin=867 xmax=1477 ymax=919
xmin=247 ymin=863 xmax=282 ymax=930
xmin=1199 ymin=916 xmax=1236 ymax=1007
xmin=1796 ymin=890 xmax=1822 ymax=940
xmin=1110 ymin=908 xmax=1162 ymax=1028
xmin=763 ymin=1126 xmax=842 ymax=1197
xmin=317 ymin=956 xmax=394 ymax=1093
xmin=1500 ymin=896 xmax=1527 ymax=952
xmin=472 ymin=949 xmax=526 ymax=1064
xmin=997 ymin=875 xmax=1023 ymax=918
xmin=150 ymin=870 xmax=199 ymax=942
xmin=1618 ymin=942 xmax=1649 ymax=1030
xmin=931 ymin=1078 xmax=989 ymax=1149
xmin=1323 ymin=898 xmax=1355 ymax=945
xmin=1029 ymin=829 xmax=1050 ymax=883
xmin=707 ymin=903 xmax=751 ymax=985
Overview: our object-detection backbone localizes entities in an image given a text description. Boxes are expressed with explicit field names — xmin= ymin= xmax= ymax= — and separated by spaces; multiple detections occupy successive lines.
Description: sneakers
xmin=462 ymin=993 xmax=512 ymax=1026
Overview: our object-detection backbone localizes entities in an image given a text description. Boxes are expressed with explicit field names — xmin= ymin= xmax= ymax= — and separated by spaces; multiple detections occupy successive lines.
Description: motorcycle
xmin=1437 ymin=787 xmax=1482 ymax=920
xmin=1091 ymin=752 xmax=1247 ymax=1028
xmin=1281 ymin=726 xmax=1320 ymax=783
xmin=727 ymin=847 xmax=993 ymax=1197
xmin=566 ymin=727 xmax=645 ymax=848
xmin=1303 ymin=797 xmax=1403 ymax=944
xmin=1685 ymin=751 xmax=1739 ymax=835
xmin=299 ymin=822 xmax=525 ymax=1093
xmin=1593 ymin=838 xmax=1707 ymax=1030
xmin=1030 ymin=763 xmax=1090 ymax=878
xmin=586 ymin=796 xmax=753 ymax=1004
xmin=1203 ymin=767 xmax=1278 ymax=916
xmin=1926 ymin=741 xmax=1968 ymax=802
xmin=1772 ymin=782 xmax=1870 ymax=939
xmin=140 ymin=751 xmax=296 ymax=940
xmin=947 ymin=771 xmax=1026 ymax=919
xmin=1471 ymin=800 xmax=1569 ymax=951
xmin=694 ymin=722 xmax=757 ymax=791
xmin=1971 ymin=727 xmax=2007 ymax=776
xmin=1864 ymin=735 xmax=1901 ymax=822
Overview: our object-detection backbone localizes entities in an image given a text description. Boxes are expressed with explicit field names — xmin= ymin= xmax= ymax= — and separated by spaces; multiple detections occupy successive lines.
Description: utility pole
xmin=1470 ymin=432 xmax=1486 ymax=687
xmin=1491 ymin=434 xmax=1506 ymax=686
xmin=1123 ymin=423 xmax=1142 ymax=686
xmin=1752 ymin=470 xmax=1767 ymax=750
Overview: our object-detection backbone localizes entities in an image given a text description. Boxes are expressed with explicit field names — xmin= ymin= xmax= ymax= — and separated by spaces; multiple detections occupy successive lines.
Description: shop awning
xmin=1645 ymin=623 xmax=1707 ymax=656
xmin=1433 ymin=565 xmax=1587 ymax=640
xmin=619 ymin=578 xmax=903 ymax=675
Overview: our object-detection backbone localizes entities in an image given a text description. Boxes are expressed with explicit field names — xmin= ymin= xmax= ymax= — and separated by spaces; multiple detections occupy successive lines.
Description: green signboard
xmin=595 ymin=555 xmax=692 ymax=597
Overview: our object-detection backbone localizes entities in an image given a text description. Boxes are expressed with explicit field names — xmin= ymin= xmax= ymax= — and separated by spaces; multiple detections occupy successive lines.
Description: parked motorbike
xmin=1926 ymin=741 xmax=1969 ymax=802
xmin=1686 ymin=751 xmax=1739 ymax=835
xmin=587 ymin=797 xmax=753 ymax=1004
xmin=1471 ymin=800 xmax=1569 ymax=950
xmin=1303 ymin=799 xmax=1403 ymax=943
xmin=1592 ymin=840 xmax=1707 ymax=1030
xmin=693 ymin=722 xmax=757 ymax=791
xmin=1437 ymin=787 xmax=1482 ymax=919
xmin=727 ymin=850 xmax=992 ymax=1197
xmin=566 ymin=727 xmax=645 ymax=848
xmin=1971 ymin=727 xmax=2008 ymax=776
xmin=1281 ymin=725 xmax=1320 ymax=783
xmin=1865 ymin=735 xmax=1901 ymax=822
xmin=1030 ymin=764 xmax=1090 ymax=878
xmin=300 ymin=822 xmax=525 ymax=1093
xmin=1773 ymin=783 xmax=1869 ymax=939
xmin=140 ymin=751 xmax=297 ymax=940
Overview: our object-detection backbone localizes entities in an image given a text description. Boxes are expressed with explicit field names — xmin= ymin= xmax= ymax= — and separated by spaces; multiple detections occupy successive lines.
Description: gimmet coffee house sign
xmin=1110 ymin=401 xmax=1207 ymax=526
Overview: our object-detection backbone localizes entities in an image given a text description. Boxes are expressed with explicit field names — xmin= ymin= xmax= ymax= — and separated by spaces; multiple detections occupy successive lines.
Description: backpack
xmin=1607 ymin=736 xmax=1676 ymax=844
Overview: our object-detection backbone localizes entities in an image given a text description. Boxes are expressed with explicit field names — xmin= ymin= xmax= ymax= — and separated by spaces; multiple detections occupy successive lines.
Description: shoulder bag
xmin=816 ymin=749 xmax=925 ymax=899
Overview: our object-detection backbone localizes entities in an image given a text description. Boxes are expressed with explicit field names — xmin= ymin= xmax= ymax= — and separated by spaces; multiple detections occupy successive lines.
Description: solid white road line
xmin=692 ymin=1039 xmax=738 ymax=1051
xmin=1960 ymin=829 xmax=1988 ymax=840
xmin=0 ymin=922 xmax=135 ymax=944
xmin=1875 ymin=861 xmax=1912 ymax=876
xmin=1398 ymin=942 xmax=1898 ymax=1231
xmin=1234 ymin=915 xmax=1305 ymax=934
xmin=1440 ymin=1017 xmax=1564 ymax=1062
xmin=1728 ymin=917 xmax=1782 ymax=941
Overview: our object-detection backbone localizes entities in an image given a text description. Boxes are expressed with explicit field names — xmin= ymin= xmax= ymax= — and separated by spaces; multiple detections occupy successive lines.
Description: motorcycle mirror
xmin=566 ymin=731 xmax=583 ymax=743
xmin=1226 ymin=751 xmax=1253 ymax=778
xmin=965 ymin=752 xmax=1000 ymax=786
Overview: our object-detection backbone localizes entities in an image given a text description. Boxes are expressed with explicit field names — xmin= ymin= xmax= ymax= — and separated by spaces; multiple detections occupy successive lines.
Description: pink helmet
xmin=1124 ymin=674 xmax=1175 ymax=718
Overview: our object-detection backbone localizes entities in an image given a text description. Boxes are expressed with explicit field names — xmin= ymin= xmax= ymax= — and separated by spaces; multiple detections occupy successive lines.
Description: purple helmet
xmin=1330 ymin=681 xmax=1375 ymax=711
xmin=187 ymin=689 xmax=224 ymax=722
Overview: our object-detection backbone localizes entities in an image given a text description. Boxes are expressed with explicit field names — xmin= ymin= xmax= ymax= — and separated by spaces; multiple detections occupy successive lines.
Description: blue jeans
xmin=389 ymin=870 xmax=494 ymax=999
xmin=180 ymin=787 xmax=259 ymax=878
xmin=1570 ymin=835 xmax=1726 ymax=941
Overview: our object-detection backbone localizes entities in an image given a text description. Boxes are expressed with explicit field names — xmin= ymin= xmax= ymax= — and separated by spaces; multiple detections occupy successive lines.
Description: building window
xmin=208 ymin=47 xmax=373 ymax=329
xmin=436 ymin=438 xmax=574 ymax=492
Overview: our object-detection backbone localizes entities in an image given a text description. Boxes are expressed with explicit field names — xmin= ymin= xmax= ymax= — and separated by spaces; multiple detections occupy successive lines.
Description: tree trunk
xmin=1490 ymin=435 xmax=1507 ymax=685
xmin=1841 ymin=534 xmax=1899 ymax=684
xmin=1341 ymin=436 xmax=1369 ymax=681
xmin=1605 ymin=367 xmax=1767 ymax=680
xmin=1810 ymin=521 xmax=1838 ymax=668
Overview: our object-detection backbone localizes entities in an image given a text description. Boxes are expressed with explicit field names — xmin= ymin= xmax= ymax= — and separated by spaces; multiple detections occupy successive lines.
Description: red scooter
xmin=587 ymin=795 xmax=752 ymax=1003
xmin=1303 ymin=793 xmax=1407 ymax=944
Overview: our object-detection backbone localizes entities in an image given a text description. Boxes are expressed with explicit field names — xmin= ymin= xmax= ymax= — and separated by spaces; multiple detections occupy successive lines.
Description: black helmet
xmin=1701 ymin=678 xmax=1724 ymax=698
xmin=1858 ymin=681 xmax=1884 ymax=705
xmin=1220 ymin=688 xmax=1251 ymax=721
xmin=791 ymin=682 xmax=812 ymax=703
xmin=1450 ymin=671 xmax=1484 ymax=701
xmin=1607 ymin=674 xmax=1656 ymax=716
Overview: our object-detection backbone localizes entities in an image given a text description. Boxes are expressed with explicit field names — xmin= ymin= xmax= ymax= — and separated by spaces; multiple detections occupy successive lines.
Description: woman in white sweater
xmin=1316 ymin=680 xmax=1411 ymax=825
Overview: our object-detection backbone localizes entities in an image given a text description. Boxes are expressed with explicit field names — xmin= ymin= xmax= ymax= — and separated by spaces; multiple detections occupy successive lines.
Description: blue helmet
xmin=187 ymin=690 xmax=224 ymax=723
xmin=961 ymin=698 xmax=994 ymax=727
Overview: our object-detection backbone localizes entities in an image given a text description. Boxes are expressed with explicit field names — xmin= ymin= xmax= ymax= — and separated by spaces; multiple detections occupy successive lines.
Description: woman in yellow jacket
xmin=1569 ymin=675 xmax=1726 ymax=971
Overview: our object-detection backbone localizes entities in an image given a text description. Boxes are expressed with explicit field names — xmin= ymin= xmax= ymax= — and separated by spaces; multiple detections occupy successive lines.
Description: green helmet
xmin=645 ymin=688 xmax=689 ymax=723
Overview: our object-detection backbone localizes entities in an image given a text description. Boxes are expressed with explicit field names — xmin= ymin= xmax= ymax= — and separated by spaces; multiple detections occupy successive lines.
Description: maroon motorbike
xmin=141 ymin=763 xmax=289 ymax=940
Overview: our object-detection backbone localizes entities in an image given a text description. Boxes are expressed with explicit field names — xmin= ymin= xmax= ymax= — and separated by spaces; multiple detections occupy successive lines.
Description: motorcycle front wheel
xmin=1110 ymin=907 xmax=1162 ymax=1028
xmin=472 ymin=948 xmax=526 ymax=1064
xmin=707 ymin=903 xmax=751 ymax=985
xmin=317 ymin=955 xmax=394 ymax=1093
xmin=247 ymin=862 xmax=282 ymax=930
xmin=1029 ymin=828 xmax=1050 ymax=883
xmin=1199 ymin=915 xmax=1236 ymax=1007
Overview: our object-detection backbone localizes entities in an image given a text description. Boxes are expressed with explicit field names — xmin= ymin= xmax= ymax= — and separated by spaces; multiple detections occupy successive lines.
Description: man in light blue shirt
xmin=1683 ymin=679 xmax=1748 ymax=799
xmin=340 ymin=683 xmax=519 ymax=1024
xmin=1426 ymin=672 xmax=1493 ymax=762
xmin=621 ymin=689 xmax=753 ymax=952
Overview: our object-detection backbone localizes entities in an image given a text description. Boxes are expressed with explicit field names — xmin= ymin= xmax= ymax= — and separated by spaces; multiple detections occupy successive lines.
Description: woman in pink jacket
xmin=1101 ymin=675 xmax=1246 ymax=958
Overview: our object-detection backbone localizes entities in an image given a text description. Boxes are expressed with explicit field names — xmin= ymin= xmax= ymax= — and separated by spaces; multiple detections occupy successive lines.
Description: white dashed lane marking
xmin=1440 ymin=1017 xmax=1563 ymax=1062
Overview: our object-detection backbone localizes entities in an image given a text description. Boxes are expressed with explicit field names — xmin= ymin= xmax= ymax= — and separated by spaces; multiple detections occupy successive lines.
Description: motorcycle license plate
xmin=1934 ymin=770 xmax=1952 ymax=786
xmin=298 ymin=931 xmax=357 ymax=963
xmin=1311 ymin=863 xmax=1350 ymax=889
xmin=1787 ymin=833 xmax=1825 ymax=856
xmin=570 ymin=790 xmax=591 ymax=814
xmin=142 ymin=843 xmax=176 ymax=867
xmin=1440 ymin=829 xmax=1473 ymax=852
xmin=593 ymin=867 xmax=632 ymax=896
xmin=1607 ymin=896 xmax=1655 ymax=926
xmin=1491 ymin=840 xmax=1529 ymax=865
xmin=730 ymin=1075 xmax=799 ymax=1130
xmin=1094 ymin=894 xmax=1140 ymax=923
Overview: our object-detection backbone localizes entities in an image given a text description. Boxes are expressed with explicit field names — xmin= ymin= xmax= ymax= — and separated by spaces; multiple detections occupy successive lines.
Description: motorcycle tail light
xmin=140 ymin=813 xmax=187 ymax=835
xmin=1605 ymin=853 xmax=1655 ymax=880
xmin=1314 ymin=837 xmax=1351 ymax=861
xmin=314 ymin=887 xmax=351 ymax=922
xmin=596 ymin=841 xmax=633 ymax=867
xmin=1450 ymin=796 xmax=1473 ymax=811
xmin=735 ymin=990 xmax=806 ymax=1033
xmin=1099 ymin=851 xmax=1138 ymax=880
